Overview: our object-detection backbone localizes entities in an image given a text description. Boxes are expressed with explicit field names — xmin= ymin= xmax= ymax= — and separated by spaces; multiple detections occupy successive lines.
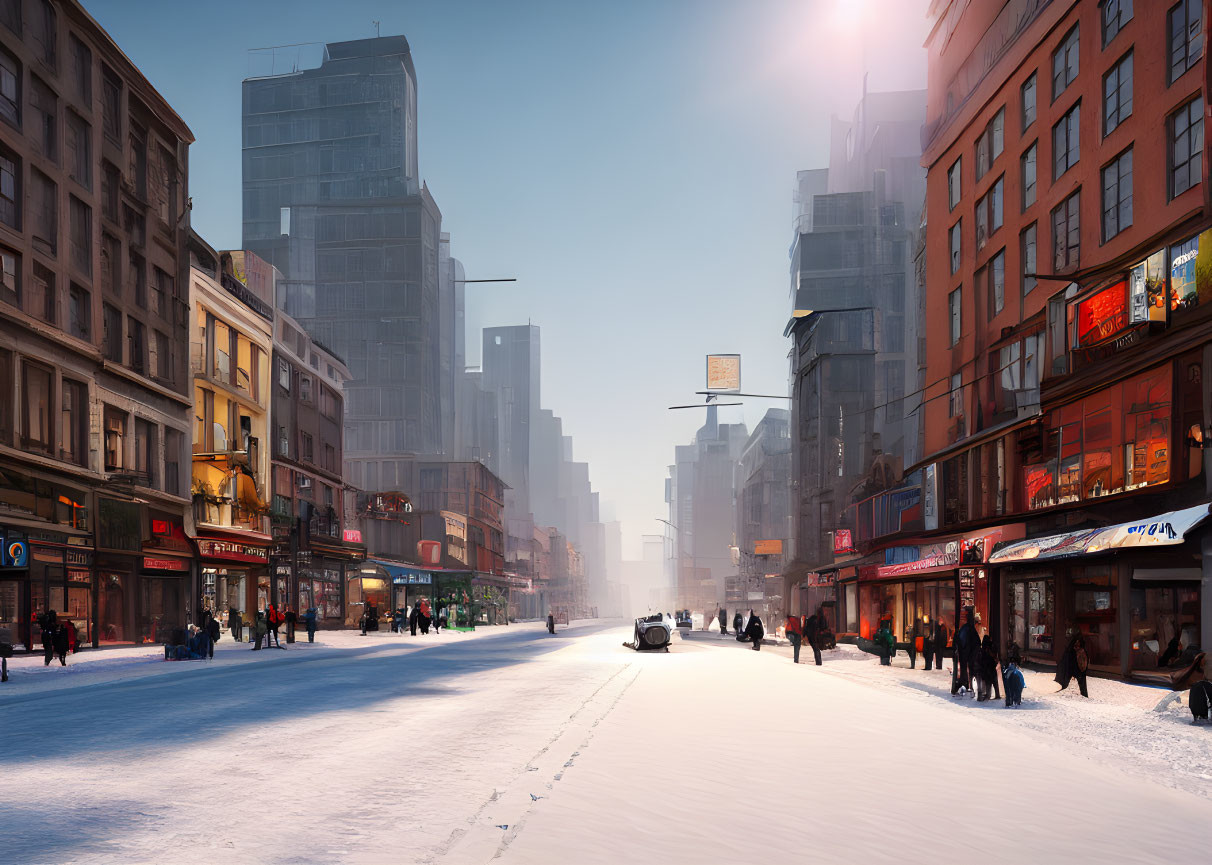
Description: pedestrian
xmin=391 ymin=607 xmax=405 ymax=634
xmin=228 ymin=606 xmax=243 ymax=643
xmin=51 ymin=617 xmax=69 ymax=666
xmin=37 ymin=609 xmax=58 ymax=666
xmin=951 ymin=607 xmax=980 ymax=696
xmin=304 ymin=606 xmax=318 ymax=643
xmin=784 ymin=612 xmax=802 ymax=663
xmin=409 ymin=603 xmax=420 ymax=636
xmin=266 ymin=603 xmax=284 ymax=648
xmin=251 ymin=610 xmax=269 ymax=650
xmin=932 ymin=619 xmax=949 ymax=672
xmin=744 ymin=609 xmax=765 ymax=651
xmin=718 ymin=607 xmax=727 ymax=635
xmin=205 ymin=611 xmax=221 ymax=646
xmin=189 ymin=624 xmax=214 ymax=659
xmin=439 ymin=603 xmax=449 ymax=631
xmin=732 ymin=610 xmax=743 ymax=637
xmin=874 ymin=616 xmax=895 ymax=666
xmin=804 ymin=610 xmax=824 ymax=666
xmin=547 ymin=611 xmax=556 ymax=634
xmin=978 ymin=634 xmax=1001 ymax=702
xmin=920 ymin=618 xmax=935 ymax=671
xmin=419 ymin=598 xmax=432 ymax=635
xmin=1055 ymin=632 xmax=1090 ymax=698
xmin=433 ymin=600 xmax=444 ymax=634
xmin=284 ymin=606 xmax=297 ymax=643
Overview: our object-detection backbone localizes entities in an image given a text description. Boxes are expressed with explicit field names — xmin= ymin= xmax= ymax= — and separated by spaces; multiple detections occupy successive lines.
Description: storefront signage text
xmin=343 ymin=529 xmax=363 ymax=543
xmin=143 ymin=557 xmax=190 ymax=572
xmin=197 ymin=540 xmax=269 ymax=562
xmin=832 ymin=530 xmax=853 ymax=554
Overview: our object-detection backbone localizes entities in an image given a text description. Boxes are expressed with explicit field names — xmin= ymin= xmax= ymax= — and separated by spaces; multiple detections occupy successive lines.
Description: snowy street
xmin=1 ymin=622 xmax=1210 ymax=865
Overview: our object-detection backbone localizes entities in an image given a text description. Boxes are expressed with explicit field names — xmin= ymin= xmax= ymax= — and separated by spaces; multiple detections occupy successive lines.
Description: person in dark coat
xmin=251 ymin=611 xmax=269 ymax=650
xmin=874 ymin=617 xmax=895 ymax=666
xmin=284 ymin=606 xmax=297 ymax=643
xmin=951 ymin=608 xmax=980 ymax=696
xmin=204 ymin=611 xmax=221 ymax=646
xmin=391 ymin=607 xmax=405 ymax=634
xmin=732 ymin=610 xmax=743 ymax=636
xmin=304 ymin=606 xmax=318 ymax=643
xmin=932 ymin=620 xmax=949 ymax=672
xmin=228 ymin=606 xmax=243 ymax=643
xmin=744 ymin=610 xmax=765 ymax=651
xmin=50 ymin=617 xmax=69 ymax=666
xmin=803 ymin=611 xmax=823 ymax=666
xmin=920 ymin=618 xmax=935 ymax=671
xmin=785 ymin=613 xmax=802 ymax=663
xmin=1055 ymin=633 xmax=1090 ymax=697
xmin=546 ymin=611 xmax=556 ymax=634
xmin=433 ymin=601 xmax=445 ymax=634
xmin=409 ymin=604 xmax=420 ymax=636
xmin=718 ymin=607 xmax=727 ymax=635
xmin=37 ymin=609 xmax=58 ymax=666
xmin=978 ymin=634 xmax=1001 ymax=702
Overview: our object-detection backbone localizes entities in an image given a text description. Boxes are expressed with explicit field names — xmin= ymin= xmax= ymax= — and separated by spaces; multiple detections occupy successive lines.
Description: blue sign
xmin=1 ymin=533 xmax=28 ymax=567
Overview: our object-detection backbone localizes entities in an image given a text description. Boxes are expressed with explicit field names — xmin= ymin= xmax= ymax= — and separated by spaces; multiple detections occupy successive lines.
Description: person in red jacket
xmin=785 ymin=613 xmax=803 ymax=663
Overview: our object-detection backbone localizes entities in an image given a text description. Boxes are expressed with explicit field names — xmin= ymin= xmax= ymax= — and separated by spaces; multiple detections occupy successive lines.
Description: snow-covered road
xmin=1 ymin=622 xmax=1208 ymax=865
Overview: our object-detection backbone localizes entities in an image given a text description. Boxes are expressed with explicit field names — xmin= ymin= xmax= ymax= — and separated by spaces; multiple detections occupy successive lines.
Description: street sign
xmin=706 ymin=354 xmax=741 ymax=391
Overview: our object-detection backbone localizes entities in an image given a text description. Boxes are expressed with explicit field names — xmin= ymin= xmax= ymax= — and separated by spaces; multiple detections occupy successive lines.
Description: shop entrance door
xmin=0 ymin=577 xmax=25 ymax=650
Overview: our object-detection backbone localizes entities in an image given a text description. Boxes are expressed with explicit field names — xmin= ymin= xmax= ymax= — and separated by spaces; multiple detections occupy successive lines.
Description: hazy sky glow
xmin=87 ymin=0 xmax=929 ymax=556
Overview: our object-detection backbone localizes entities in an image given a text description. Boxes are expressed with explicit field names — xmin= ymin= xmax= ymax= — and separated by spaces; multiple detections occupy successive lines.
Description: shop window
xmin=1169 ymin=97 xmax=1202 ymax=198
xmin=1168 ymin=0 xmax=1202 ymax=84
xmin=1021 ymin=72 xmax=1036 ymax=131
xmin=59 ymin=378 xmax=86 ymax=466
xmin=1071 ymin=566 xmax=1117 ymax=666
xmin=1128 ymin=248 xmax=1167 ymax=324
xmin=98 ymin=571 xmax=128 ymax=644
xmin=1101 ymin=148 xmax=1132 ymax=241
xmin=1130 ymin=582 xmax=1199 ymax=670
xmin=21 ymin=361 xmax=53 ymax=454
xmin=942 ymin=453 xmax=969 ymax=526
xmin=1082 ymin=406 xmax=1113 ymax=497
xmin=1103 ymin=52 xmax=1132 ymax=135
xmin=1010 ymin=577 xmax=1054 ymax=655
xmin=1052 ymin=103 xmax=1080 ymax=179
xmin=1168 ymin=228 xmax=1212 ymax=317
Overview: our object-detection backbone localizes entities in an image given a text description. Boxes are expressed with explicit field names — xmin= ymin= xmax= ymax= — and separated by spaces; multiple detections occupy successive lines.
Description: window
xmin=988 ymin=249 xmax=1006 ymax=316
xmin=0 ymin=47 xmax=18 ymax=128
xmin=1053 ymin=25 xmax=1079 ymax=99
xmin=0 ymin=147 xmax=18 ymax=229
xmin=280 ymin=206 xmax=290 ymax=236
xmin=164 ymin=429 xmax=183 ymax=495
xmin=996 ymin=342 xmax=1022 ymax=413
xmin=30 ymin=75 xmax=56 ymax=162
xmin=950 ymin=221 xmax=961 ymax=274
xmin=1052 ymin=191 xmax=1081 ymax=271
xmin=945 ymin=370 xmax=964 ymax=414
xmin=0 ymin=348 xmax=10 ymax=445
xmin=0 ymin=0 xmax=19 ymax=34
xmin=104 ymin=406 xmax=126 ymax=471
xmin=1170 ymin=97 xmax=1203 ymax=198
xmin=1103 ymin=0 xmax=1133 ymax=46
xmin=1169 ymin=0 xmax=1202 ymax=84
xmin=60 ymin=379 xmax=85 ymax=465
xmin=976 ymin=175 xmax=1004 ymax=250
xmin=302 ymin=432 xmax=314 ymax=462
xmin=101 ymin=67 xmax=121 ymax=143
xmin=278 ymin=358 xmax=290 ymax=391
xmin=128 ymin=317 xmax=146 ymax=375
xmin=29 ymin=171 xmax=57 ymax=256
xmin=69 ymin=196 xmax=91 ymax=276
xmin=154 ymin=330 xmax=172 ymax=382
xmin=29 ymin=261 xmax=54 ymax=324
xmin=102 ymin=303 xmax=122 ymax=361
xmin=1021 ymin=223 xmax=1038 ymax=295
xmin=134 ymin=418 xmax=155 ymax=487
xmin=300 ymin=376 xmax=311 ymax=403
xmin=1021 ymin=143 xmax=1037 ymax=209
xmin=1103 ymin=52 xmax=1132 ymax=135
xmin=70 ymin=34 xmax=91 ymax=104
xmin=156 ymin=145 xmax=175 ymax=226
xmin=100 ymin=232 xmax=119 ymax=295
xmin=22 ymin=362 xmax=53 ymax=454
xmin=68 ymin=283 xmax=90 ymax=339
xmin=974 ymin=109 xmax=1004 ymax=180
xmin=213 ymin=319 xmax=230 ymax=381
xmin=320 ymin=385 xmax=336 ymax=419
xmin=1053 ymin=103 xmax=1080 ymax=179
xmin=101 ymin=161 xmax=118 ymax=222
xmin=949 ymin=287 xmax=962 ymax=345
xmin=129 ymin=251 xmax=145 ymax=308
xmin=947 ymin=158 xmax=961 ymax=210
xmin=66 ymin=111 xmax=90 ymax=189
xmin=1102 ymin=148 xmax=1133 ymax=241
xmin=129 ymin=125 xmax=146 ymax=200
xmin=1021 ymin=72 xmax=1037 ymax=131
xmin=277 ymin=425 xmax=288 ymax=457
xmin=0 ymin=246 xmax=16 ymax=306
xmin=31 ymin=0 xmax=56 ymax=68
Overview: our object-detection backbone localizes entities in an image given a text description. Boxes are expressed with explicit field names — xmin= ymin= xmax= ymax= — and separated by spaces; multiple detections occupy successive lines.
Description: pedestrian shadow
xmin=0 ymin=623 xmax=618 ymax=769
xmin=897 ymin=677 xmax=1050 ymax=710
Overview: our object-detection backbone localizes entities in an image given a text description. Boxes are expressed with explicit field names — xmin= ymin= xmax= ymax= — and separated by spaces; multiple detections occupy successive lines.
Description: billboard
xmin=754 ymin=539 xmax=783 ymax=556
xmin=706 ymin=354 xmax=741 ymax=391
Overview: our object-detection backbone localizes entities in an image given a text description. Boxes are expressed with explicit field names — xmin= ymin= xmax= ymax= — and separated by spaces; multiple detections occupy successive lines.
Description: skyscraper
xmin=241 ymin=36 xmax=444 ymax=476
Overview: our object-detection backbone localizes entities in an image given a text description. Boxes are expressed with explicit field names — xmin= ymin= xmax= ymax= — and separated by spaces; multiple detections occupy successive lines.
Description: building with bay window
xmin=0 ymin=0 xmax=194 ymax=651
xmin=188 ymin=235 xmax=274 ymax=628
xmin=844 ymin=0 xmax=1212 ymax=683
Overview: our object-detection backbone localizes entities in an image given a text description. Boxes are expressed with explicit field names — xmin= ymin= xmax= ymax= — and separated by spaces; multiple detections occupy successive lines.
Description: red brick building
xmin=852 ymin=0 xmax=1211 ymax=682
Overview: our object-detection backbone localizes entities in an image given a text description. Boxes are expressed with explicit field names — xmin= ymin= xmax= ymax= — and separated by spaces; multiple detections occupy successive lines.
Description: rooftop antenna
xmin=373 ymin=20 xmax=381 ymax=37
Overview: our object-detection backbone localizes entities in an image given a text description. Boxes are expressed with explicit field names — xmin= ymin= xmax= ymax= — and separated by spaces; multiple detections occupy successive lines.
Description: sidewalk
xmin=0 ymin=623 xmax=529 ymax=701
xmin=686 ymin=628 xmax=1212 ymax=799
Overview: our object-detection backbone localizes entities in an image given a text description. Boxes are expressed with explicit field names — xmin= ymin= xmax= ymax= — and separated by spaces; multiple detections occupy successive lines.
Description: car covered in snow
xmin=627 ymin=613 xmax=673 ymax=651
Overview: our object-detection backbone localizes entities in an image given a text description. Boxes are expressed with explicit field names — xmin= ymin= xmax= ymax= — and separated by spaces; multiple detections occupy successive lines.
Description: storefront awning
xmin=989 ymin=503 xmax=1210 ymax=564
xmin=365 ymin=559 xmax=435 ymax=585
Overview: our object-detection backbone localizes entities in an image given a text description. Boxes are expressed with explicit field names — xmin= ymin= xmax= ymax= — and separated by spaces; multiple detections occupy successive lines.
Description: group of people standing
xmin=225 ymin=604 xmax=319 ymax=649
xmin=384 ymin=599 xmax=445 ymax=637
xmin=36 ymin=609 xmax=75 ymax=667
xmin=783 ymin=610 xmax=826 ymax=665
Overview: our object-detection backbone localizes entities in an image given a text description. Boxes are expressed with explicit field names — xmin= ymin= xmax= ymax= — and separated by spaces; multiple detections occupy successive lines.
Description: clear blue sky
xmin=86 ymin=0 xmax=929 ymax=557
